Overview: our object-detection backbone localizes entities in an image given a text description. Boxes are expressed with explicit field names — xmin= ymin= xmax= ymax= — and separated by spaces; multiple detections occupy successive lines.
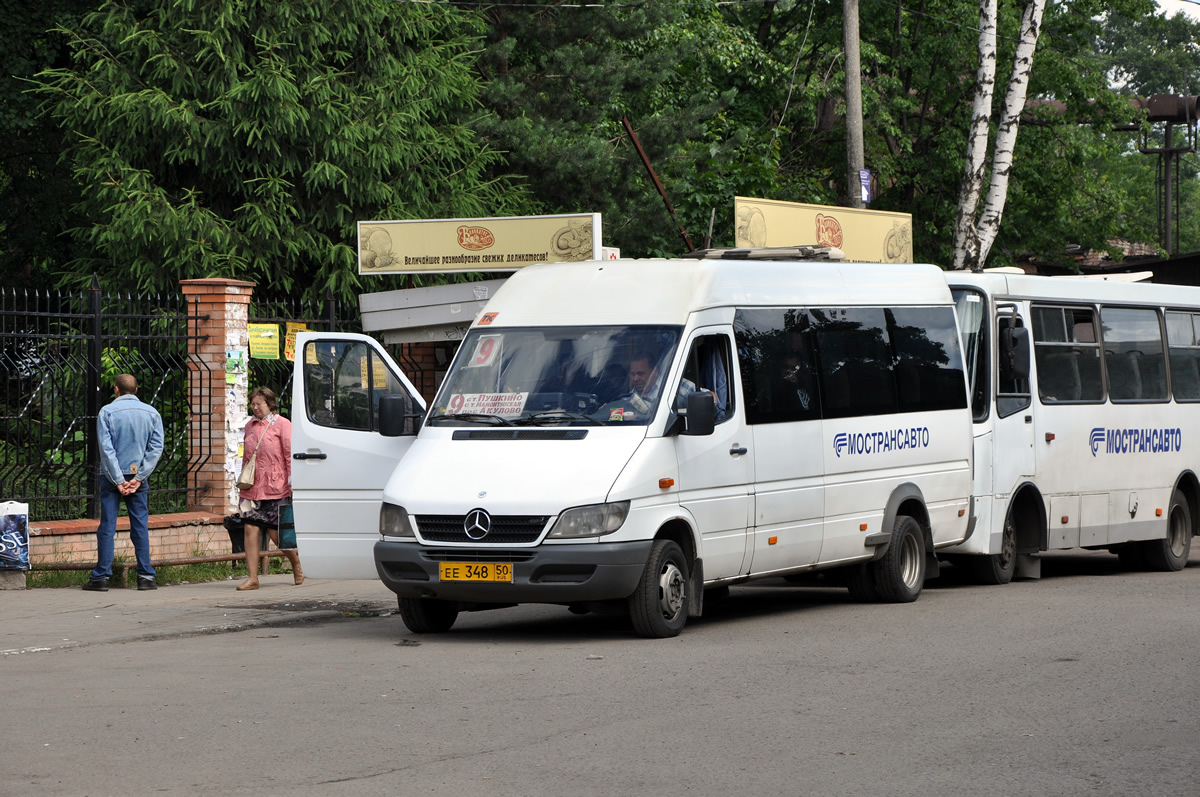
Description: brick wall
xmin=28 ymin=513 xmax=228 ymax=567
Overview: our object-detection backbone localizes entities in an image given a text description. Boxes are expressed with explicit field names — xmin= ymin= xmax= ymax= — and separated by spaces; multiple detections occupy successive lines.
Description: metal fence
xmin=0 ymin=281 xmax=210 ymax=520
xmin=247 ymin=290 xmax=363 ymax=417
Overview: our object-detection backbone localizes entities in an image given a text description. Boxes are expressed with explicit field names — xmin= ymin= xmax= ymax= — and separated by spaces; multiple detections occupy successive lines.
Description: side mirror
xmin=1000 ymin=326 xmax=1031 ymax=382
xmin=378 ymin=394 xmax=417 ymax=437
xmin=681 ymin=391 xmax=716 ymax=436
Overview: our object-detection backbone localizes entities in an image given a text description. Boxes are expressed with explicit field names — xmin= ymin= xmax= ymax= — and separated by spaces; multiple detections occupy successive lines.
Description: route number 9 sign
xmin=467 ymin=334 xmax=502 ymax=368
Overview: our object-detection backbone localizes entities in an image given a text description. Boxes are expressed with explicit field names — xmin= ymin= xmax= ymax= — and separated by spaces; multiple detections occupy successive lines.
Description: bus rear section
xmin=946 ymin=272 xmax=1200 ymax=583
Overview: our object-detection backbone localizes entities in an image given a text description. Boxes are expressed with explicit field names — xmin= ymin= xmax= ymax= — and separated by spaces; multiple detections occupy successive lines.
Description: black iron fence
xmin=247 ymin=290 xmax=362 ymax=417
xmin=0 ymin=281 xmax=210 ymax=520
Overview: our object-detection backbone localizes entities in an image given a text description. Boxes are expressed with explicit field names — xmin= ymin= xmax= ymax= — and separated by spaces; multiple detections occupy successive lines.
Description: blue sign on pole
xmin=859 ymin=169 xmax=872 ymax=204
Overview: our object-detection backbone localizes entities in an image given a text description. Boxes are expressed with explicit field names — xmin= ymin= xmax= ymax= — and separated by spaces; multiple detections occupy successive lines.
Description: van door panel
xmin=747 ymin=422 xmax=823 ymax=573
xmin=291 ymin=332 xmax=425 ymax=579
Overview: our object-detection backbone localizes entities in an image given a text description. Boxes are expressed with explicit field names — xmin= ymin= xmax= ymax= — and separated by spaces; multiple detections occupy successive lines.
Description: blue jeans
xmin=92 ymin=479 xmax=155 ymax=580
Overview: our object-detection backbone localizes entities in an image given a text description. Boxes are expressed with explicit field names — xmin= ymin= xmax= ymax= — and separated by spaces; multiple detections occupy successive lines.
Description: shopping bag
xmin=278 ymin=503 xmax=297 ymax=550
xmin=0 ymin=501 xmax=30 ymax=571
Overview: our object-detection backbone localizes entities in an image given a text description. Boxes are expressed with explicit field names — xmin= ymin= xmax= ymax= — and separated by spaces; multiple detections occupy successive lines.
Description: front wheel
xmin=1141 ymin=489 xmax=1192 ymax=572
xmin=873 ymin=515 xmax=926 ymax=603
xmin=967 ymin=508 xmax=1017 ymax=585
xmin=628 ymin=539 xmax=689 ymax=638
xmin=398 ymin=597 xmax=459 ymax=633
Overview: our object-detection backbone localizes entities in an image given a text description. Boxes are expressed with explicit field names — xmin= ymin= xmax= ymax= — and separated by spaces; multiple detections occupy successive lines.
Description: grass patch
xmin=26 ymin=555 xmax=294 ymax=588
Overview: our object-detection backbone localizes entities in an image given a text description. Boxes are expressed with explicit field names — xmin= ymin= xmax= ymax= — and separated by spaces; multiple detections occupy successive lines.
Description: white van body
xmin=294 ymin=257 xmax=975 ymax=637
xmin=943 ymin=272 xmax=1200 ymax=583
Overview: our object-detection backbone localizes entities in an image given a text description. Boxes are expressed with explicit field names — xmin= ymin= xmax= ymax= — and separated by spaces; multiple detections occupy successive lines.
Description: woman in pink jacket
xmin=236 ymin=387 xmax=303 ymax=590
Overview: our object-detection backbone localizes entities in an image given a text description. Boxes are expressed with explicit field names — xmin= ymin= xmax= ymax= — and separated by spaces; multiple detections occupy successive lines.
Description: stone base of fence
xmin=27 ymin=512 xmax=230 ymax=570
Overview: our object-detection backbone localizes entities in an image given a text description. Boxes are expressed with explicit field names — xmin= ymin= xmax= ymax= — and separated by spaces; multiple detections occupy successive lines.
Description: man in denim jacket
xmin=83 ymin=374 xmax=165 ymax=592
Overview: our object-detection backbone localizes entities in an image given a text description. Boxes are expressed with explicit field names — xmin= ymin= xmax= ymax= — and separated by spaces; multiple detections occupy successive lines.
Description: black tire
xmin=1141 ymin=489 xmax=1192 ymax=572
xmin=628 ymin=539 xmax=689 ymax=638
xmin=967 ymin=508 xmax=1017 ymax=585
xmin=398 ymin=597 xmax=459 ymax=633
xmin=872 ymin=515 xmax=926 ymax=603
xmin=845 ymin=563 xmax=881 ymax=602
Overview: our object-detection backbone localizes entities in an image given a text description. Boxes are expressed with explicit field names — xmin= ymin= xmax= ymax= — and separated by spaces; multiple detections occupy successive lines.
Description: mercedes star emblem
xmin=463 ymin=508 xmax=492 ymax=540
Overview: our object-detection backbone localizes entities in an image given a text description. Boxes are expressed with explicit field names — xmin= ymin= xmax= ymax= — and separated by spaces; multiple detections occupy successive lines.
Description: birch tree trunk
xmin=974 ymin=0 xmax=1047 ymax=265
xmin=952 ymin=0 xmax=1047 ymax=270
xmin=950 ymin=0 xmax=998 ymax=271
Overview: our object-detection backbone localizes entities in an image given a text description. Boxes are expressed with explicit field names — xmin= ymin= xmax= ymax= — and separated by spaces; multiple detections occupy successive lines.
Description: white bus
xmin=292 ymin=250 xmax=976 ymax=637
xmin=943 ymin=271 xmax=1199 ymax=582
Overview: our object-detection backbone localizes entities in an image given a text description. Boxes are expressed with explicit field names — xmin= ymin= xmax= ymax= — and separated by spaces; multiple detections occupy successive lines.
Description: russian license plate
xmin=439 ymin=562 xmax=513 ymax=583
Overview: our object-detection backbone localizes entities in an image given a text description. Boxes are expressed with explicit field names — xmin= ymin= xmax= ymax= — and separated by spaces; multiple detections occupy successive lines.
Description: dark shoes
xmin=137 ymin=577 xmax=157 ymax=591
xmin=82 ymin=578 xmax=109 ymax=592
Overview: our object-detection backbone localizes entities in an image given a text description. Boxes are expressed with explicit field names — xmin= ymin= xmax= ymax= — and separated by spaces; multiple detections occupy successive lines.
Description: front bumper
xmin=373 ymin=539 xmax=655 ymax=603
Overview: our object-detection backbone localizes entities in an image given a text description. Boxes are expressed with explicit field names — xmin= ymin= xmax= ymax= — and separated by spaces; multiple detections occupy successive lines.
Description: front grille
xmin=421 ymin=550 xmax=539 ymax=563
xmin=415 ymin=514 xmax=549 ymax=544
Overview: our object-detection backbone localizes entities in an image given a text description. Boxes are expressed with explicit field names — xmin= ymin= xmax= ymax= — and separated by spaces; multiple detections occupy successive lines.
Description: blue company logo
xmin=834 ymin=427 xmax=930 ymax=458
xmin=1089 ymin=426 xmax=1182 ymax=457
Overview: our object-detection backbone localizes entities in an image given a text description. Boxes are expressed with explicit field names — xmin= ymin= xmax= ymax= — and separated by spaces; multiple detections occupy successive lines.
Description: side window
xmin=1100 ymin=306 xmax=1167 ymax=403
xmin=813 ymin=307 xmax=898 ymax=419
xmin=303 ymin=340 xmax=416 ymax=432
xmin=1166 ymin=311 xmax=1200 ymax=402
xmin=996 ymin=313 xmax=1032 ymax=418
xmin=887 ymin=307 xmax=968 ymax=413
xmin=734 ymin=309 xmax=821 ymax=425
xmin=678 ymin=334 xmax=735 ymax=423
xmin=1032 ymin=305 xmax=1103 ymax=403
xmin=952 ymin=288 xmax=990 ymax=421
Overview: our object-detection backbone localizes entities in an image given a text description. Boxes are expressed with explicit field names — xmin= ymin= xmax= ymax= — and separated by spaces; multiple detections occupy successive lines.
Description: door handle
xmin=729 ymin=446 xmax=748 ymax=456
xmin=293 ymin=452 xmax=328 ymax=460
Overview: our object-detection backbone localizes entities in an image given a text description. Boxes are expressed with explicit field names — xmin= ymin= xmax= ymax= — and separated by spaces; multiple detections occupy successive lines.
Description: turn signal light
xmin=1156 ymin=508 xmax=1163 ymax=517
xmin=659 ymin=478 xmax=674 ymax=489
xmin=859 ymin=523 xmax=868 ymax=531
xmin=1061 ymin=516 xmax=1069 ymax=524
xmin=1045 ymin=433 xmax=1056 ymax=442
xmin=768 ymin=536 xmax=778 ymax=545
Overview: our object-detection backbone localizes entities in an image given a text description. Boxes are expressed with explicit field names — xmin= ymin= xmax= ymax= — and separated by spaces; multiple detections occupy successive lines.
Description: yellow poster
xmin=734 ymin=197 xmax=913 ymax=263
xmin=247 ymin=323 xmax=279 ymax=360
xmin=360 ymin=355 xmax=391 ymax=389
xmin=357 ymin=213 xmax=602 ymax=275
xmin=284 ymin=322 xmax=307 ymax=362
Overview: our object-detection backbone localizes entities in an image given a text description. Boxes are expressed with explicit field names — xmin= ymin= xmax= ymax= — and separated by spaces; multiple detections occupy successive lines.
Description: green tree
xmin=33 ymin=0 xmax=519 ymax=303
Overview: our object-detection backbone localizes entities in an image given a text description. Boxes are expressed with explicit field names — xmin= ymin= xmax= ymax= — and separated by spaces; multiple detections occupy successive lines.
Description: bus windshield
xmin=427 ymin=325 xmax=682 ymax=427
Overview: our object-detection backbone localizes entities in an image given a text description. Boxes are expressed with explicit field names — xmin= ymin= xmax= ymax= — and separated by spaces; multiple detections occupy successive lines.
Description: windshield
xmin=428 ymin=326 xmax=682 ymax=427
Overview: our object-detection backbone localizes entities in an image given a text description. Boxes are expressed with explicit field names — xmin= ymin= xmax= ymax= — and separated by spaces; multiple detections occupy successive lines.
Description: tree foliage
xmin=32 ymin=0 xmax=519 ymax=302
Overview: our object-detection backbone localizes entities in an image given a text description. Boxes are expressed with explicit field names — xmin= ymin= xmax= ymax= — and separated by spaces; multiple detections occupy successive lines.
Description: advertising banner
xmin=358 ymin=213 xmax=602 ymax=275
xmin=734 ymin=197 xmax=913 ymax=263
xmin=0 ymin=501 xmax=29 ymax=571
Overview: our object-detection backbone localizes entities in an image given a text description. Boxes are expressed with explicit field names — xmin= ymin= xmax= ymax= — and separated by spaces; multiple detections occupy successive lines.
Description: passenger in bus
xmin=772 ymin=353 xmax=818 ymax=418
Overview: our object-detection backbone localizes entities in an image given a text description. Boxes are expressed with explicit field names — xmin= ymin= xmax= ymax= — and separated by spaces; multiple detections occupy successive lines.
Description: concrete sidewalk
xmin=0 ymin=575 xmax=399 ymax=656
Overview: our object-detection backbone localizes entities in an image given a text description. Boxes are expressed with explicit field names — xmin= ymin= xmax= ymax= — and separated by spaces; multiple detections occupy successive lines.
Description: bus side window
xmin=1165 ymin=311 xmax=1200 ymax=402
xmin=997 ymin=318 xmax=1031 ymax=417
xmin=1032 ymin=306 xmax=1103 ymax=403
xmin=1100 ymin=306 xmax=1167 ymax=403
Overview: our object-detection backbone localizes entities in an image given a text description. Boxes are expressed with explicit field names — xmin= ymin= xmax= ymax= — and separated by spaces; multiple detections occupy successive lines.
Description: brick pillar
xmin=180 ymin=279 xmax=255 ymax=515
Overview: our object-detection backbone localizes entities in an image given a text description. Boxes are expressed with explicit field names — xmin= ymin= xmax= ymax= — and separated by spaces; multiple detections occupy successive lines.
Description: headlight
xmin=547 ymin=501 xmax=630 ymax=539
xmin=380 ymin=503 xmax=415 ymax=537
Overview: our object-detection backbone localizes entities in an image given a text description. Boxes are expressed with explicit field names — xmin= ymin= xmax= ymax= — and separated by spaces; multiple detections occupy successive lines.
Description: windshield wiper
xmin=517 ymin=409 xmax=604 ymax=426
xmin=427 ymin=412 xmax=514 ymax=426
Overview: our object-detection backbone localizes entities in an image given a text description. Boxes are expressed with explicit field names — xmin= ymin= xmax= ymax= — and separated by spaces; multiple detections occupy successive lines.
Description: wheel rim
xmin=658 ymin=560 xmax=686 ymax=620
xmin=998 ymin=516 xmax=1016 ymax=569
xmin=900 ymin=532 xmax=923 ymax=588
xmin=1168 ymin=505 xmax=1188 ymax=558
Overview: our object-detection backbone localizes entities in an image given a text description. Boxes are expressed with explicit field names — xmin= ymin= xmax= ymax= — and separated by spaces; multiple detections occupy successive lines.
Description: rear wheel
xmin=1141 ymin=490 xmax=1192 ymax=572
xmin=873 ymin=515 xmax=926 ymax=603
xmin=629 ymin=539 xmax=689 ymax=638
xmin=398 ymin=597 xmax=459 ymax=633
xmin=845 ymin=563 xmax=881 ymax=602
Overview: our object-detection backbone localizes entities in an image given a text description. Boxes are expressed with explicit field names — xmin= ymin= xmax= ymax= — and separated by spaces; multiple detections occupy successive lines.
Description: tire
xmin=845 ymin=563 xmax=881 ymax=602
xmin=628 ymin=539 xmax=689 ymax=638
xmin=967 ymin=508 xmax=1017 ymax=585
xmin=1141 ymin=489 xmax=1192 ymax=572
xmin=398 ymin=597 xmax=459 ymax=633
xmin=872 ymin=515 xmax=926 ymax=603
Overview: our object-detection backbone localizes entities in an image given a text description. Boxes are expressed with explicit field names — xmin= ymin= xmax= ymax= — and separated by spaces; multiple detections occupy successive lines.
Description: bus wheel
xmin=1142 ymin=490 xmax=1192 ymax=572
xmin=846 ymin=563 xmax=881 ymax=602
xmin=967 ymin=510 xmax=1017 ymax=585
xmin=629 ymin=539 xmax=689 ymax=638
xmin=873 ymin=515 xmax=925 ymax=603
xmin=398 ymin=597 xmax=459 ymax=633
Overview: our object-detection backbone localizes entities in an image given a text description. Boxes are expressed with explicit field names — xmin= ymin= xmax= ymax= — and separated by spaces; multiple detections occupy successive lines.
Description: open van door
xmin=291 ymin=332 xmax=426 ymax=578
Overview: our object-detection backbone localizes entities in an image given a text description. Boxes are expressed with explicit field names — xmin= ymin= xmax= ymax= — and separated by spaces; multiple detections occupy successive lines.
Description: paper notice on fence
xmin=248 ymin=323 xmax=279 ymax=359
xmin=284 ymin=323 xmax=306 ymax=362
xmin=0 ymin=501 xmax=30 ymax=571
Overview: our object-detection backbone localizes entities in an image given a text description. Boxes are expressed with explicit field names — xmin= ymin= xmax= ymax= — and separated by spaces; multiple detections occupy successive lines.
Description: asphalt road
xmin=3 ymin=550 xmax=1199 ymax=797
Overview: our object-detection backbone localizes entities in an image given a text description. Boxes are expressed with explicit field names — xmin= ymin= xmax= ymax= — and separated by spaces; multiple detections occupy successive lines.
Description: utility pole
xmin=844 ymin=0 xmax=865 ymax=209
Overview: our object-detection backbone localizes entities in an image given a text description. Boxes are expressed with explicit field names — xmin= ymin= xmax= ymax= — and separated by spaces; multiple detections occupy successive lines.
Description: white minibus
xmin=943 ymin=271 xmax=1199 ymax=581
xmin=293 ymin=250 xmax=975 ymax=637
